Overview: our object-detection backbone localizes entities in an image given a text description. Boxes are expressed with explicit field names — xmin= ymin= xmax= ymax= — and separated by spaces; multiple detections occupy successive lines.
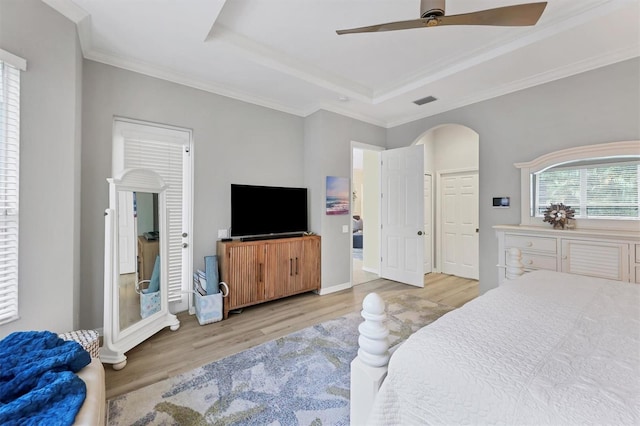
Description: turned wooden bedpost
xmin=505 ymin=247 xmax=525 ymax=280
xmin=350 ymin=292 xmax=390 ymax=425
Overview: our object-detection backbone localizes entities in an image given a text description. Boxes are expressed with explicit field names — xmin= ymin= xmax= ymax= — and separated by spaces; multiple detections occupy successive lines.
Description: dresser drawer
xmin=505 ymin=234 xmax=557 ymax=254
xmin=512 ymin=252 xmax=557 ymax=271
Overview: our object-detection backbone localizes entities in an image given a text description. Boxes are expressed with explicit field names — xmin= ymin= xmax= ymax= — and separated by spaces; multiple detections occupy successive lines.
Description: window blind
xmin=0 ymin=60 xmax=21 ymax=325
xmin=585 ymin=164 xmax=639 ymax=218
xmin=535 ymin=161 xmax=640 ymax=219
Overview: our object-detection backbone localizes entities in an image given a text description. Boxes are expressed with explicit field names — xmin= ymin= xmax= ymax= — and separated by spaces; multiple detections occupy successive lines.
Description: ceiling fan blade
xmin=438 ymin=2 xmax=548 ymax=27
xmin=336 ymin=18 xmax=429 ymax=35
xmin=336 ymin=2 xmax=547 ymax=35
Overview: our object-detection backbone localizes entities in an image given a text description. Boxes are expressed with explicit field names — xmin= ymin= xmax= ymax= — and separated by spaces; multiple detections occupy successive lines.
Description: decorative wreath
xmin=543 ymin=203 xmax=575 ymax=229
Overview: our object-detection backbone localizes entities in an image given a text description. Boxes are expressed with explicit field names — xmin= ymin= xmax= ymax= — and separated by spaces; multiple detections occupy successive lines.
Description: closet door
xmin=113 ymin=119 xmax=193 ymax=312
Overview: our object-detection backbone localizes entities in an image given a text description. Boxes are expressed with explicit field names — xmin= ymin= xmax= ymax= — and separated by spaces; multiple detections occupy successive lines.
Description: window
xmin=534 ymin=161 xmax=640 ymax=219
xmin=515 ymin=140 xmax=640 ymax=231
xmin=0 ymin=50 xmax=25 ymax=325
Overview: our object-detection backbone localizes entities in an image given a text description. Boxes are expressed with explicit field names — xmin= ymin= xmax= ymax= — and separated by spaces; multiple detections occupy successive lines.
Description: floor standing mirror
xmin=100 ymin=168 xmax=180 ymax=370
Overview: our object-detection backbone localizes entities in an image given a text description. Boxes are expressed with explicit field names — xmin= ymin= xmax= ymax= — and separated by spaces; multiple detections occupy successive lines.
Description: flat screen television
xmin=231 ymin=184 xmax=308 ymax=238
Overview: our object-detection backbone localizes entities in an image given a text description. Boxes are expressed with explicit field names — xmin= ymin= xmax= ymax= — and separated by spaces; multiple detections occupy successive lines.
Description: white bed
xmin=357 ymin=269 xmax=640 ymax=425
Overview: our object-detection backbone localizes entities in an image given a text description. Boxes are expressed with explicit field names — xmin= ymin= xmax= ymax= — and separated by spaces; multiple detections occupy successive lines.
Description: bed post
xmin=350 ymin=292 xmax=390 ymax=425
xmin=505 ymin=247 xmax=525 ymax=279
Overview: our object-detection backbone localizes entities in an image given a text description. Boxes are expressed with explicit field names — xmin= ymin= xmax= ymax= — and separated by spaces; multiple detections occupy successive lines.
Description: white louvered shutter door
xmin=115 ymin=122 xmax=191 ymax=305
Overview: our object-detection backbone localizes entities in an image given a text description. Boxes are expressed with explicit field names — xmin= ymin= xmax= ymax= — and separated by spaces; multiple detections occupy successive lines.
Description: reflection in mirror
xmin=532 ymin=157 xmax=640 ymax=219
xmin=117 ymin=191 xmax=160 ymax=331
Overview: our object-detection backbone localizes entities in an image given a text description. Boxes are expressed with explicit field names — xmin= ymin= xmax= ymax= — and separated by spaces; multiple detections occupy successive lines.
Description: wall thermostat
xmin=492 ymin=197 xmax=510 ymax=208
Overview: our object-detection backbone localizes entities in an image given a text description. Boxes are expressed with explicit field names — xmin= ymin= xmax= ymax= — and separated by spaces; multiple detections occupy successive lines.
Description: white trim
xmin=362 ymin=266 xmax=379 ymax=274
xmin=0 ymin=49 xmax=26 ymax=71
xmin=317 ymin=281 xmax=352 ymax=296
xmin=514 ymin=140 xmax=640 ymax=171
xmin=515 ymin=140 xmax=640 ymax=230
xmin=41 ymin=0 xmax=89 ymax=23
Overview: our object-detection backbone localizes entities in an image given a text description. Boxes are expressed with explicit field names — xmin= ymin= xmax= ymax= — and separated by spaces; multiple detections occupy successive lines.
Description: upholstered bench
xmin=59 ymin=329 xmax=105 ymax=426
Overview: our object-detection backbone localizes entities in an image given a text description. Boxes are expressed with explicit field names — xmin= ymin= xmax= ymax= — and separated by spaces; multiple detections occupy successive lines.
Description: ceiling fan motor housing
xmin=421 ymin=0 xmax=445 ymax=17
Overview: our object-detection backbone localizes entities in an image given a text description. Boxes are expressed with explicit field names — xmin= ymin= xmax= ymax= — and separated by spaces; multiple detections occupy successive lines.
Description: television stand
xmin=240 ymin=233 xmax=304 ymax=242
xmin=217 ymin=234 xmax=321 ymax=319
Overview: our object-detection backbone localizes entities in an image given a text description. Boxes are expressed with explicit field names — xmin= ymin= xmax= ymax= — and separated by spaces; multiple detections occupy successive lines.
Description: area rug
xmin=106 ymin=293 xmax=454 ymax=425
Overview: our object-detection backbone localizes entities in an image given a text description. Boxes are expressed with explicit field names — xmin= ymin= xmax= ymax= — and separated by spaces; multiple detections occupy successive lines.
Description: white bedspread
xmin=369 ymin=270 xmax=640 ymax=425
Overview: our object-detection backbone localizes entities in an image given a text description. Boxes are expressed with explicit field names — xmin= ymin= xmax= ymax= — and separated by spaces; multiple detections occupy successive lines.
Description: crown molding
xmin=84 ymin=50 xmax=307 ymax=118
xmin=307 ymin=104 xmax=388 ymax=128
xmin=386 ymin=45 xmax=639 ymax=128
xmin=373 ymin=0 xmax=623 ymax=103
xmin=203 ymin=0 xmax=229 ymax=42
xmin=42 ymin=0 xmax=89 ymax=23
xmin=208 ymin=24 xmax=372 ymax=103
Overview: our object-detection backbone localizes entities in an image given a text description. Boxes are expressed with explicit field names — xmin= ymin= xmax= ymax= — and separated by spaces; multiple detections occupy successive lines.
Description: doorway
xmin=351 ymin=143 xmax=382 ymax=286
xmin=415 ymin=124 xmax=479 ymax=280
xmin=113 ymin=118 xmax=194 ymax=312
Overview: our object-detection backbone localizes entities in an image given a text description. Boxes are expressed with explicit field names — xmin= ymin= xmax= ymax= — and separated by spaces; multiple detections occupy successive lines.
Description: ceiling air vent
xmin=413 ymin=95 xmax=437 ymax=106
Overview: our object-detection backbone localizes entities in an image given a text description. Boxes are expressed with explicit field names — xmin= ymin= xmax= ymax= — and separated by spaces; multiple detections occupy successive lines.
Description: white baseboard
xmin=317 ymin=281 xmax=352 ymax=295
xmin=362 ymin=266 xmax=379 ymax=274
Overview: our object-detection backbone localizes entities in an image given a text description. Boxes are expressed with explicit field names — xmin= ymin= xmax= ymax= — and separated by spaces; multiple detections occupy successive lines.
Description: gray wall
xmin=4 ymin=1 xmax=638 ymax=334
xmin=0 ymin=0 xmax=82 ymax=336
xmin=387 ymin=58 xmax=640 ymax=294
xmin=81 ymin=60 xmax=306 ymax=329
xmin=304 ymin=110 xmax=386 ymax=290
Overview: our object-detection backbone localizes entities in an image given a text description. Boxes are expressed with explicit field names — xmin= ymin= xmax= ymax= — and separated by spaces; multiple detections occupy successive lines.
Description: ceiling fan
xmin=336 ymin=0 xmax=548 ymax=35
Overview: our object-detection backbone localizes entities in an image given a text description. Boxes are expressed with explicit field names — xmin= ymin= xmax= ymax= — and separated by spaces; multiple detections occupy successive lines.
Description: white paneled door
xmin=441 ymin=171 xmax=479 ymax=280
xmin=113 ymin=119 xmax=193 ymax=312
xmin=380 ymin=145 xmax=425 ymax=287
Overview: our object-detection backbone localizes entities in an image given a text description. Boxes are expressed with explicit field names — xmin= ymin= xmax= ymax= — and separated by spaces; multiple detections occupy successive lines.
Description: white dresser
xmin=495 ymin=225 xmax=640 ymax=284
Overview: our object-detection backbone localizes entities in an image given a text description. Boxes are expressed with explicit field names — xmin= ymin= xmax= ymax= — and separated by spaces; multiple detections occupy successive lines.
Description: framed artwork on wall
xmin=326 ymin=176 xmax=349 ymax=215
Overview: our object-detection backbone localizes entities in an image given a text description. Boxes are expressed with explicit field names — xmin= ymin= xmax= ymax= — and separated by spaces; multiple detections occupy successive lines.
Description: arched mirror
xmin=100 ymin=168 xmax=180 ymax=370
xmin=515 ymin=140 xmax=640 ymax=231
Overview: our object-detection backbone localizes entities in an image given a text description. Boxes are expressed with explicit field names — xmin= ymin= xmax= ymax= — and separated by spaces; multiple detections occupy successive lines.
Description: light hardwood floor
xmin=104 ymin=273 xmax=478 ymax=399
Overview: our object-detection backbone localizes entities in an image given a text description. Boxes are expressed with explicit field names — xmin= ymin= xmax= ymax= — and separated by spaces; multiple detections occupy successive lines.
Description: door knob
xmin=182 ymin=232 xmax=188 ymax=238
xmin=182 ymin=243 xmax=188 ymax=248
xmin=417 ymin=231 xmax=423 ymax=236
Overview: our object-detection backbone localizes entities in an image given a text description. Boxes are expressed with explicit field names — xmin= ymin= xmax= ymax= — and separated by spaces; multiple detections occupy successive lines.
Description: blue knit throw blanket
xmin=0 ymin=331 xmax=91 ymax=426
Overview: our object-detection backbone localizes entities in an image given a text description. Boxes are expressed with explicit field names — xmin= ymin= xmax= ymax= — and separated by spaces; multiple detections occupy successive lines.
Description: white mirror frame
xmin=100 ymin=168 xmax=180 ymax=370
xmin=515 ymin=140 xmax=640 ymax=231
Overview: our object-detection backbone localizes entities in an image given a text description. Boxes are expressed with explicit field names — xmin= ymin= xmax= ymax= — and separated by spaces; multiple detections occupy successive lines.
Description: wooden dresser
xmin=217 ymin=235 xmax=321 ymax=319
xmin=137 ymin=236 xmax=159 ymax=281
xmin=494 ymin=225 xmax=640 ymax=284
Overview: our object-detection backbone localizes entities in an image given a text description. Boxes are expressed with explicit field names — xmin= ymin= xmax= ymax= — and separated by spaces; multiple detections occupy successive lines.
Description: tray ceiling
xmin=44 ymin=0 xmax=640 ymax=127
